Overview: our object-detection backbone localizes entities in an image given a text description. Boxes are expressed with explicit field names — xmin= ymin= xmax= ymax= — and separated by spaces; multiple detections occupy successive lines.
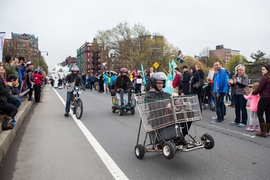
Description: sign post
xmin=153 ymin=62 xmax=159 ymax=72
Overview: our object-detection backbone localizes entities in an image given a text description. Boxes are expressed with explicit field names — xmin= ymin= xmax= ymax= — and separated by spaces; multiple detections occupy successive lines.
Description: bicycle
xmin=67 ymin=83 xmax=83 ymax=119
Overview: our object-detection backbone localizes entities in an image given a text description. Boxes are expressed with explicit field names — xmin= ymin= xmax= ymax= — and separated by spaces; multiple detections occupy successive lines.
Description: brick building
xmin=3 ymin=33 xmax=39 ymax=62
xmin=209 ymin=45 xmax=240 ymax=63
xmin=103 ymin=49 xmax=127 ymax=73
xmin=76 ymin=38 xmax=103 ymax=75
xmin=65 ymin=56 xmax=77 ymax=66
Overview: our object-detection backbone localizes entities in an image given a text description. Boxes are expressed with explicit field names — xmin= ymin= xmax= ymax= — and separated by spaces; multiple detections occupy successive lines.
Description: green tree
xmin=199 ymin=47 xmax=211 ymax=65
xmin=226 ymin=55 xmax=248 ymax=73
xmin=247 ymin=50 xmax=269 ymax=78
xmin=96 ymin=22 xmax=178 ymax=71
xmin=251 ymin=50 xmax=266 ymax=62
xmin=206 ymin=56 xmax=224 ymax=68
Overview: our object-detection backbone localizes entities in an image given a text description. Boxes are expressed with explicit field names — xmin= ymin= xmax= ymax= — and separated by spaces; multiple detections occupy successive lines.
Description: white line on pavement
xmin=201 ymin=122 xmax=256 ymax=138
xmin=53 ymin=88 xmax=128 ymax=180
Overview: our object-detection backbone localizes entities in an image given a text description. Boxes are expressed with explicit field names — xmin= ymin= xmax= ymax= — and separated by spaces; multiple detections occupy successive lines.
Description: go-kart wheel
xmin=162 ymin=141 xmax=175 ymax=160
xmin=134 ymin=144 xmax=145 ymax=159
xmin=111 ymin=106 xmax=116 ymax=113
xmin=201 ymin=133 xmax=214 ymax=149
xmin=119 ymin=109 xmax=123 ymax=116
xmin=130 ymin=108 xmax=135 ymax=115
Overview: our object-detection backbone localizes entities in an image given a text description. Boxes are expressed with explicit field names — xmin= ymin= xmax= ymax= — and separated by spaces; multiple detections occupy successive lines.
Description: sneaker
xmin=212 ymin=116 xmax=217 ymax=120
xmin=238 ymin=123 xmax=246 ymax=127
xmin=64 ymin=113 xmax=69 ymax=117
xmin=249 ymin=127 xmax=255 ymax=132
xmin=230 ymin=122 xmax=238 ymax=125
xmin=212 ymin=119 xmax=223 ymax=123
xmin=255 ymin=125 xmax=260 ymax=132
xmin=246 ymin=125 xmax=252 ymax=131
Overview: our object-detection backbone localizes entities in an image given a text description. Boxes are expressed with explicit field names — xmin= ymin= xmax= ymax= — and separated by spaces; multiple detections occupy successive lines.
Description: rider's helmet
xmin=120 ymin=67 xmax=128 ymax=75
xmin=71 ymin=66 xmax=79 ymax=73
xmin=150 ymin=72 xmax=166 ymax=91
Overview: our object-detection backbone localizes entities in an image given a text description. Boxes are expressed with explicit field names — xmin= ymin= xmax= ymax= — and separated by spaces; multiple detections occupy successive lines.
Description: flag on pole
xmin=0 ymin=32 xmax=5 ymax=62
xmin=163 ymin=59 xmax=175 ymax=94
xmin=141 ymin=63 xmax=146 ymax=85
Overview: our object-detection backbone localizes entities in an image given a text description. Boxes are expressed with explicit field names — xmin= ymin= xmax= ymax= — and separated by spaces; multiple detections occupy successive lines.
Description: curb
xmin=0 ymin=100 xmax=33 ymax=163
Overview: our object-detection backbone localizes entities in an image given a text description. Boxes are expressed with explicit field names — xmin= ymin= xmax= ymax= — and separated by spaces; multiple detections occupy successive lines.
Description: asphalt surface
xmin=0 ymin=85 xmax=269 ymax=180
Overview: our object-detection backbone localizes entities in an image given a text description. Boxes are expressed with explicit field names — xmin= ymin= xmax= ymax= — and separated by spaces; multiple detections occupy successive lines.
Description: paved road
xmin=0 ymin=86 xmax=269 ymax=180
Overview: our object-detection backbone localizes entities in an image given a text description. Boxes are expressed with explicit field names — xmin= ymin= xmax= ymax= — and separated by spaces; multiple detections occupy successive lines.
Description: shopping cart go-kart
xmin=111 ymin=92 xmax=136 ymax=116
xmin=134 ymin=94 xmax=214 ymax=160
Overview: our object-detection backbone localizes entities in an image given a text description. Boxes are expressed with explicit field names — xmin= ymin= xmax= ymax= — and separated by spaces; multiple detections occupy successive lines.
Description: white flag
xmin=0 ymin=32 xmax=5 ymax=62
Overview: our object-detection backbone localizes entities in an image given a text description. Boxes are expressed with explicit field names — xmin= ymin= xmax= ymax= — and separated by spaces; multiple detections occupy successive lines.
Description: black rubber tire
xmin=75 ymin=98 xmax=83 ymax=119
xmin=130 ymin=108 xmax=135 ymax=115
xmin=119 ymin=109 xmax=123 ymax=116
xmin=201 ymin=133 xmax=214 ymax=149
xmin=111 ymin=106 xmax=116 ymax=113
xmin=162 ymin=141 xmax=175 ymax=160
xmin=134 ymin=144 xmax=145 ymax=159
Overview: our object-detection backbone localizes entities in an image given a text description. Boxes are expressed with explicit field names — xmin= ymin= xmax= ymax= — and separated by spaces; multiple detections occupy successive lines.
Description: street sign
xmin=153 ymin=62 xmax=159 ymax=69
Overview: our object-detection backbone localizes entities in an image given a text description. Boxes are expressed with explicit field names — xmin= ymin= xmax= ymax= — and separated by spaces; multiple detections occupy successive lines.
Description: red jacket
xmin=33 ymin=73 xmax=44 ymax=85
xmin=172 ymin=73 xmax=181 ymax=88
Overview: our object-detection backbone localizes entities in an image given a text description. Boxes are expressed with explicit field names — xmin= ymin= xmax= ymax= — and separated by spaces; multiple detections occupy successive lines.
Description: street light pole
xmin=38 ymin=50 xmax=48 ymax=71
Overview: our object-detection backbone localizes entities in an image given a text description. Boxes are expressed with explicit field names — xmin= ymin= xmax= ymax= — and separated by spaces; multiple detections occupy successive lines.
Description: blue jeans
xmin=234 ymin=94 xmax=247 ymax=124
xmin=7 ymin=98 xmax=22 ymax=109
xmin=215 ymin=93 xmax=225 ymax=120
xmin=65 ymin=92 xmax=73 ymax=113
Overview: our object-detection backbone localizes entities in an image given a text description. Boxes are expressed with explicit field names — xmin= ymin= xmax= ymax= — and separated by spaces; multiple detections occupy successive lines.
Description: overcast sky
xmin=1 ymin=0 xmax=270 ymax=71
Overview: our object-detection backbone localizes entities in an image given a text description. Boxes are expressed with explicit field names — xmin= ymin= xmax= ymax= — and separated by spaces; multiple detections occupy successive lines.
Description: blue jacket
xmin=110 ymin=75 xmax=116 ymax=86
xmin=103 ymin=74 xmax=108 ymax=84
xmin=213 ymin=68 xmax=229 ymax=94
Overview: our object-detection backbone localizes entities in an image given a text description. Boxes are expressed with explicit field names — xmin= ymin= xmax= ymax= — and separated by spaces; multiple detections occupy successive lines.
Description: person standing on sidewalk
xmin=190 ymin=62 xmax=204 ymax=112
xmin=212 ymin=60 xmax=228 ymax=123
xmin=25 ymin=62 xmax=34 ymax=101
xmin=181 ymin=65 xmax=191 ymax=95
xmin=172 ymin=67 xmax=182 ymax=95
xmin=229 ymin=64 xmax=249 ymax=127
xmin=252 ymin=64 xmax=270 ymax=137
xmin=33 ymin=70 xmax=44 ymax=103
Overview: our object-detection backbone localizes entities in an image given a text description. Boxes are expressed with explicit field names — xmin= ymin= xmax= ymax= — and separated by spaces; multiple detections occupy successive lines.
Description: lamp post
xmin=38 ymin=50 xmax=48 ymax=71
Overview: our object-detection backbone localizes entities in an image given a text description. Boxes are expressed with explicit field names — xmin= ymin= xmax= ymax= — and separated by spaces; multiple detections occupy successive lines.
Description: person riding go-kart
xmin=115 ymin=67 xmax=133 ymax=106
xmin=145 ymin=72 xmax=190 ymax=146
xmin=64 ymin=66 xmax=83 ymax=117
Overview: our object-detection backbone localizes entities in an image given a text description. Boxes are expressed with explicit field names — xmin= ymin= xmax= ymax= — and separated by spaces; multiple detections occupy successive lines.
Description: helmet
xmin=150 ymin=72 xmax=167 ymax=90
xmin=120 ymin=67 xmax=128 ymax=73
xmin=71 ymin=66 xmax=79 ymax=72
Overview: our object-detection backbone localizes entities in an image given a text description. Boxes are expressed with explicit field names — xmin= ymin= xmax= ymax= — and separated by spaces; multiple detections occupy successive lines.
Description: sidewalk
xmin=0 ymin=98 xmax=33 ymax=163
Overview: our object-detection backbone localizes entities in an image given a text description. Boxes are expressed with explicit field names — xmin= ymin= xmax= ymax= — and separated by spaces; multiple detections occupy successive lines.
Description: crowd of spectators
xmin=0 ymin=55 xmax=45 ymax=130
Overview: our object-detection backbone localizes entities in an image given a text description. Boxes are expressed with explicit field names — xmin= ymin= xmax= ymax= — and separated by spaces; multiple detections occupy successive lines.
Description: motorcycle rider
xmin=115 ymin=67 xmax=133 ymax=106
xmin=64 ymin=66 xmax=83 ymax=117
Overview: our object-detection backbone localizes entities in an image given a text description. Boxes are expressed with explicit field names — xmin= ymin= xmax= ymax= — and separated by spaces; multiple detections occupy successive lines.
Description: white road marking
xmin=201 ymin=122 xmax=256 ymax=138
xmin=53 ymin=88 xmax=129 ymax=180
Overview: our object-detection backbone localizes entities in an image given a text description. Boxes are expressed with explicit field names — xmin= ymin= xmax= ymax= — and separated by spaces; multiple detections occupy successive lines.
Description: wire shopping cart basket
xmin=134 ymin=93 xmax=214 ymax=160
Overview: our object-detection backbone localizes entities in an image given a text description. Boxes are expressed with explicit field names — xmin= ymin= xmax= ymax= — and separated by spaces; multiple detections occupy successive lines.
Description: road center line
xmin=53 ymin=88 xmax=128 ymax=180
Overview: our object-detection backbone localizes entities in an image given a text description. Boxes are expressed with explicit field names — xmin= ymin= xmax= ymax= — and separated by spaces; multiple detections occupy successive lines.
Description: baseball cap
xmin=26 ymin=61 xmax=33 ymax=66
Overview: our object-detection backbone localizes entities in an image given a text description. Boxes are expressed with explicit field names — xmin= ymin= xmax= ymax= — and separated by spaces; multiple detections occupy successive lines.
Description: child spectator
xmin=244 ymin=83 xmax=260 ymax=132
xmin=6 ymin=75 xmax=22 ymax=109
